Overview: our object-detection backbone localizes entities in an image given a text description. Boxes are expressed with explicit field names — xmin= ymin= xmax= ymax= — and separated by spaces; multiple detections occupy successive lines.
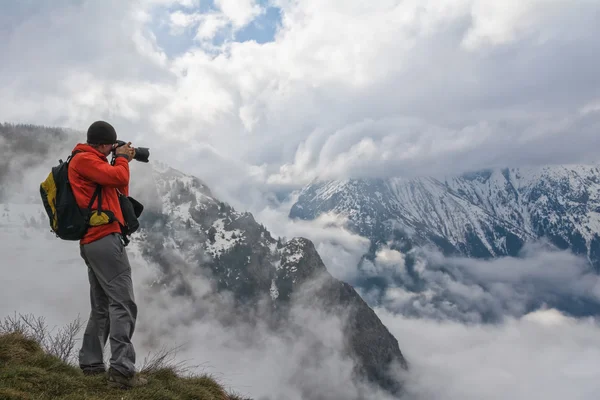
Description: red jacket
xmin=68 ymin=143 xmax=130 ymax=245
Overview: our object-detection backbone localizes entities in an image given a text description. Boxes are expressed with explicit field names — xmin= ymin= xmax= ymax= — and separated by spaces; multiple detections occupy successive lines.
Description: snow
xmin=282 ymin=238 xmax=305 ymax=265
xmin=287 ymin=252 xmax=302 ymax=264
xmin=205 ymin=218 xmax=244 ymax=257
xmin=270 ymin=279 xmax=279 ymax=300
xmin=296 ymin=163 xmax=600 ymax=259
xmin=172 ymin=201 xmax=191 ymax=220
xmin=268 ymin=241 xmax=278 ymax=255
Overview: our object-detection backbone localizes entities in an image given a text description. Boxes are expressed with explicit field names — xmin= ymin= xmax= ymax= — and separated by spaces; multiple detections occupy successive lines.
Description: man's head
xmin=87 ymin=120 xmax=117 ymax=156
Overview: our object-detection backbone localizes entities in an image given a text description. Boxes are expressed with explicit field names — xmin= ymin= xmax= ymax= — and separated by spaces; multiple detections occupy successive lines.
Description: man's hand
xmin=115 ymin=142 xmax=134 ymax=162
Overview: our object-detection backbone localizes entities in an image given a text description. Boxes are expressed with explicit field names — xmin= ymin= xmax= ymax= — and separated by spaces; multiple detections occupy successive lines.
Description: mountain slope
xmin=134 ymin=161 xmax=408 ymax=394
xmin=289 ymin=165 xmax=600 ymax=269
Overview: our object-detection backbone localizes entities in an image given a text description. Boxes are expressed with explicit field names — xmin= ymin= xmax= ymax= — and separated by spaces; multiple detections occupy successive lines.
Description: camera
xmin=113 ymin=140 xmax=150 ymax=163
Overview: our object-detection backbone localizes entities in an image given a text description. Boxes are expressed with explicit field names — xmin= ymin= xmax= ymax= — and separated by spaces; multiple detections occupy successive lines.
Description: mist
xmin=0 ymin=168 xmax=397 ymax=400
xmin=2 ymin=134 xmax=600 ymax=399
xmin=382 ymin=308 xmax=600 ymax=400
xmin=4 ymin=190 xmax=600 ymax=399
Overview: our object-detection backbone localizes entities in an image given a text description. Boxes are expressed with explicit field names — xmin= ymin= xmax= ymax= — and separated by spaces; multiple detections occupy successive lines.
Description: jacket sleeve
xmin=72 ymin=153 xmax=130 ymax=188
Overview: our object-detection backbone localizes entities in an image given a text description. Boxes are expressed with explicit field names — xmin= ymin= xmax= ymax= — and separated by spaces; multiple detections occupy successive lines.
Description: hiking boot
xmin=107 ymin=368 xmax=148 ymax=389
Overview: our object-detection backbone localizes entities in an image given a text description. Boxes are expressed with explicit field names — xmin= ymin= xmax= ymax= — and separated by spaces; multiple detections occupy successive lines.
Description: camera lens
xmin=134 ymin=147 xmax=150 ymax=163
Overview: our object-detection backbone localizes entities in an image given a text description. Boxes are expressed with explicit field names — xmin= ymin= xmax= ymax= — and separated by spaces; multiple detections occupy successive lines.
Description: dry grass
xmin=0 ymin=313 xmax=253 ymax=400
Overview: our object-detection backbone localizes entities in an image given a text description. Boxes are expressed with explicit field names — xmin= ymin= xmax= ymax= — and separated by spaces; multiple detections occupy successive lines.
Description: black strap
xmin=68 ymin=150 xmax=99 ymax=211
xmin=69 ymin=150 xmax=82 ymax=162
xmin=70 ymin=150 xmax=103 ymax=216
xmin=87 ymin=185 xmax=102 ymax=211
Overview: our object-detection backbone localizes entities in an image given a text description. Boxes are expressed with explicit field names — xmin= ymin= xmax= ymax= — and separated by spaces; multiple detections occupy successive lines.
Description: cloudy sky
xmin=2 ymin=0 xmax=600 ymax=210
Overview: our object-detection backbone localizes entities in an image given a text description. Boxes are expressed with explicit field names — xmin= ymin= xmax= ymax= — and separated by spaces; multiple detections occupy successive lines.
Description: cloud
xmin=380 ymin=308 xmax=600 ymax=400
xmin=214 ymin=0 xmax=263 ymax=29
xmin=253 ymin=194 xmax=372 ymax=283
xmin=2 ymin=0 xmax=600 ymax=211
xmin=357 ymin=242 xmax=600 ymax=323
xmin=167 ymin=0 xmax=264 ymax=45
xmin=135 ymin=269 xmax=396 ymax=400
xmin=194 ymin=13 xmax=230 ymax=41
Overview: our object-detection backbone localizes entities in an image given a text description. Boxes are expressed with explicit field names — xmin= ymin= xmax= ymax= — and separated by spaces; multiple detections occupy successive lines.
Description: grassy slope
xmin=0 ymin=332 xmax=251 ymax=400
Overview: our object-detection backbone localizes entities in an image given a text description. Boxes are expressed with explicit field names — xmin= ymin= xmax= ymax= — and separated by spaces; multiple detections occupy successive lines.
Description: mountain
xmin=134 ymin=161 xmax=408 ymax=394
xmin=289 ymin=165 xmax=600 ymax=270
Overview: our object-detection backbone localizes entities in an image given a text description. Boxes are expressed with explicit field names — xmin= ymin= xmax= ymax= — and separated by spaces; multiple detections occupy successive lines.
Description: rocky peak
xmin=131 ymin=161 xmax=409 ymax=395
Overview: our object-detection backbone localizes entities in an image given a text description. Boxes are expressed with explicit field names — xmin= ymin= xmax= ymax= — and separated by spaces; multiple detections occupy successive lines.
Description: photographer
xmin=67 ymin=120 xmax=147 ymax=388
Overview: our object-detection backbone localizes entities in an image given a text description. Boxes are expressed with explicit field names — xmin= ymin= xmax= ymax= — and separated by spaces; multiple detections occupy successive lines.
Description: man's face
xmin=98 ymin=143 xmax=114 ymax=156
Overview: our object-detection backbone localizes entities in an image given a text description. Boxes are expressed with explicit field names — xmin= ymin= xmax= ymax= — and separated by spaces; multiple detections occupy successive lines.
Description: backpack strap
xmin=67 ymin=150 xmax=82 ymax=164
xmin=88 ymin=185 xmax=102 ymax=210
xmin=70 ymin=150 xmax=102 ymax=213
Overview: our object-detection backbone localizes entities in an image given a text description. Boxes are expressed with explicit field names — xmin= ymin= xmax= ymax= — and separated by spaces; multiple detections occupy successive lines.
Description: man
xmin=68 ymin=120 xmax=148 ymax=388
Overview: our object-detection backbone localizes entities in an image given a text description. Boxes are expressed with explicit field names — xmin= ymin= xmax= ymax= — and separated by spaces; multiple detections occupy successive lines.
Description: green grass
xmin=0 ymin=332 xmax=251 ymax=400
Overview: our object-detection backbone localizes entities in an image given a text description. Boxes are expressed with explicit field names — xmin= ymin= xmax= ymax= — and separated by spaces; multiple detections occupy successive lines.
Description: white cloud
xmin=169 ymin=10 xmax=201 ymax=29
xmin=462 ymin=0 xmax=544 ymax=50
xmin=580 ymin=100 xmax=600 ymax=115
xmin=380 ymin=308 xmax=600 ymax=400
xmin=214 ymin=0 xmax=263 ymax=28
xmin=2 ymin=0 xmax=600 ymax=203
xmin=364 ymin=243 xmax=600 ymax=323
xmin=194 ymin=13 xmax=230 ymax=41
xmin=168 ymin=0 xmax=264 ymax=43
xmin=255 ymin=199 xmax=371 ymax=282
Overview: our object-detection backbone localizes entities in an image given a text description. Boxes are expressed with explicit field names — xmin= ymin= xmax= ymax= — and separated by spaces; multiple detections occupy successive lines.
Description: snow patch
xmin=205 ymin=218 xmax=244 ymax=257
xmin=270 ymin=279 xmax=279 ymax=300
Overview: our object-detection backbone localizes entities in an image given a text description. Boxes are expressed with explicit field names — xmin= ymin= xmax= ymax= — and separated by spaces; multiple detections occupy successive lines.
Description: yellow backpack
xmin=40 ymin=151 xmax=103 ymax=240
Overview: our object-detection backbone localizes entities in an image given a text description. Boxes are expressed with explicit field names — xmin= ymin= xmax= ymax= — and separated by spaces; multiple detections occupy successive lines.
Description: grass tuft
xmin=0 ymin=330 xmax=252 ymax=400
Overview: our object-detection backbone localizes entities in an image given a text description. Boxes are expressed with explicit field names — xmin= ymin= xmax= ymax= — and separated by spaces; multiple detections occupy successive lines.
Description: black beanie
xmin=87 ymin=121 xmax=117 ymax=144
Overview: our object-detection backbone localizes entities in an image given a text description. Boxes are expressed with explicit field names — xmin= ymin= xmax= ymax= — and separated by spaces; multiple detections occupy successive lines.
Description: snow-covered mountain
xmin=289 ymin=165 xmax=600 ymax=270
xmin=134 ymin=161 xmax=407 ymax=393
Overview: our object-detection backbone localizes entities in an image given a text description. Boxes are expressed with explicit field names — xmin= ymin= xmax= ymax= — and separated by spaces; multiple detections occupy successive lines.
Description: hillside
xmin=0 ymin=331 xmax=249 ymax=400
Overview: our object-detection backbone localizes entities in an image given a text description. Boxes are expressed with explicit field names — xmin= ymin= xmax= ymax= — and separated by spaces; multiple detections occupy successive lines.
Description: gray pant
xmin=79 ymin=233 xmax=137 ymax=377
